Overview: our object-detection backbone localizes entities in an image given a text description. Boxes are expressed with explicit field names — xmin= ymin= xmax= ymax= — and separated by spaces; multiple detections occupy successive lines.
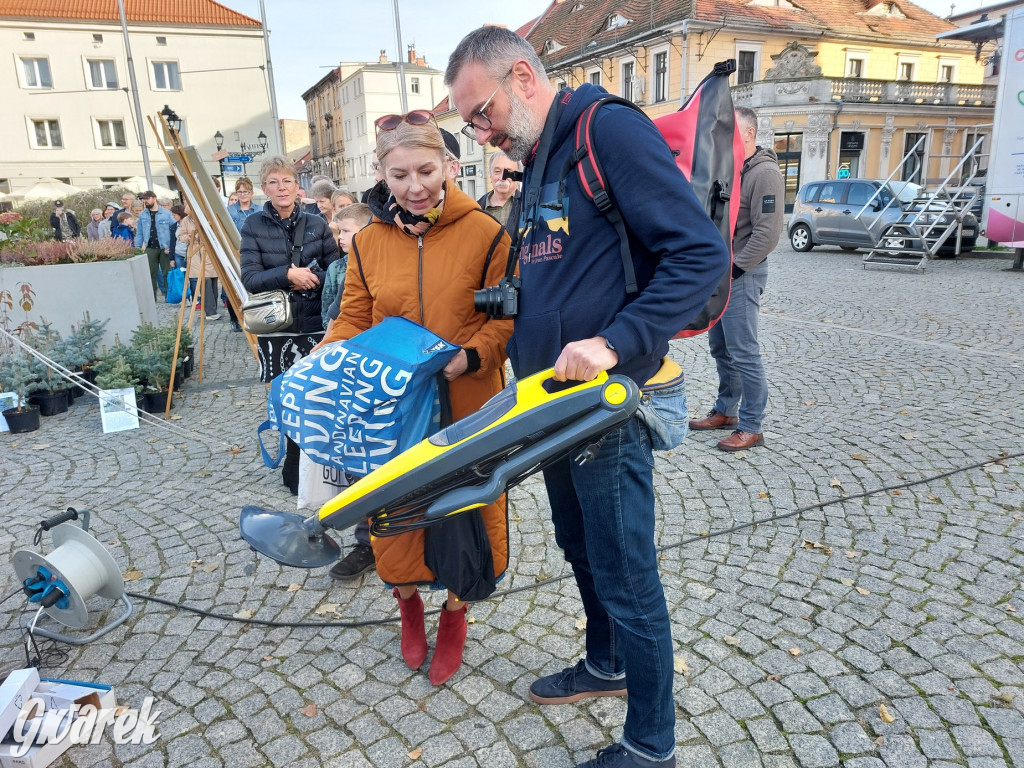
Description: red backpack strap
xmin=571 ymin=96 xmax=646 ymax=294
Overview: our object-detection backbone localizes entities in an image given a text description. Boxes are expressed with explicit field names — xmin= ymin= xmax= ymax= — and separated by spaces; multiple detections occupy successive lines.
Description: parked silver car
xmin=788 ymin=179 xmax=977 ymax=255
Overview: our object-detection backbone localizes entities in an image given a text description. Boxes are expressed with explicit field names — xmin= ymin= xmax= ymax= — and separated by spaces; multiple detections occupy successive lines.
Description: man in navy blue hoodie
xmin=447 ymin=26 xmax=728 ymax=768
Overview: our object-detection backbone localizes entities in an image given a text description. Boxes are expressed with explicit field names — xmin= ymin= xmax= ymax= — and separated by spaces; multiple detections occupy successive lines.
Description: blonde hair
xmin=234 ymin=177 xmax=254 ymax=193
xmin=258 ymin=155 xmax=296 ymax=185
xmin=334 ymin=203 xmax=371 ymax=226
xmin=376 ymin=121 xmax=445 ymax=169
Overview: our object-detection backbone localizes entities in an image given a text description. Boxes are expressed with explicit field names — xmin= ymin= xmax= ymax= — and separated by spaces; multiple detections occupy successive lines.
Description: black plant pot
xmin=182 ymin=356 xmax=193 ymax=379
xmin=3 ymin=405 xmax=41 ymax=434
xmin=140 ymin=390 xmax=171 ymax=413
xmin=70 ymin=369 xmax=94 ymax=400
xmin=31 ymin=389 xmax=70 ymax=417
xmin=173 ymin=370 xmax=183 ymax=391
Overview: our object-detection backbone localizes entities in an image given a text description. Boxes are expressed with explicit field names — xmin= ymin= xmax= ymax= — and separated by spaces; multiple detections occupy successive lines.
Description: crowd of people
xmin=30 ymin=23 xmax=783 ymax=767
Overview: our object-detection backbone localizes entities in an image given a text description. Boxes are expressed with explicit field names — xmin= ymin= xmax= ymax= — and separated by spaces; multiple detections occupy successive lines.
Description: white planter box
xmin=0 ymin=254 xmax=157 ymax=349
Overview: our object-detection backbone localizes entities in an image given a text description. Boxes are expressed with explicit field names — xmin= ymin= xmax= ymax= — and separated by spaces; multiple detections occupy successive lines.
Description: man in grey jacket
xmin=690 ymin=106 xmax=784 ymax=451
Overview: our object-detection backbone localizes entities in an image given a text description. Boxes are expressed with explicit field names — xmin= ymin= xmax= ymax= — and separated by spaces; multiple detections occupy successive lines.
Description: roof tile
xmin=0 ymin=0 xmax=260 ymax=27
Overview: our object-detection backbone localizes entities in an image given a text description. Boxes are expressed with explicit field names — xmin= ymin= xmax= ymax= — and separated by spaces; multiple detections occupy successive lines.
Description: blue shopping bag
xmin=257 ymin=317 xmax=459 ymax=476
xmin=166 ymin=267 xmax=185 ymax=304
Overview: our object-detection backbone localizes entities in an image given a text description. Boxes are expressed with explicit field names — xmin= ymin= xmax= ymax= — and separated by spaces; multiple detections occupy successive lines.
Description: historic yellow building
xmin=523 ymin=0 xmax=994 ymax=210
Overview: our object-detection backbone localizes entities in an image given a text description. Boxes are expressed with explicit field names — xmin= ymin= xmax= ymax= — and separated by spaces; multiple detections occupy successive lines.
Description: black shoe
xmin=329 ymin=544 xmax=376 ymax=581
xmin=231 ymin=321 xmax=242 ymax=332
xmin=529 ymin=659 xmax=627 ymax=704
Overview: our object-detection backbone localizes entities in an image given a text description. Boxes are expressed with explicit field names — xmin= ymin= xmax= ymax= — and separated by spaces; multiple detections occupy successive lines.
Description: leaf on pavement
xmin=407 ymin=747 xmax=423 ymax=760
xmin=851 ymin=453 xmax=870 ymax=461
xmin=856 ymin=587 xmax=870 ymax=595
xmin=879 ymin=704 xmax=895 ymax=723
xmin=723 ymin=636 xmax=741 ymax=646
xmin=575 ymin=617 xmax=587 ymax=631
xmin=123 ymin=569 xmax=143 ymax=581
xmin=673 ymin=655 xmax=690 ymax=674
xmin=900 ymin=433 xmax=917 ymax=440
xmin=845 ymin=550 xmax=859 ymax=558
xmin=229 ymin=445 xmax=243 ymax=455
xmin=202 ymin=562 xmax=220 ymax=573
xmin=789 ymin=647 xmax=801 ymax=657
xmin=233 ymin=608 xmax=255 ymax=620
xmin=287 ymin=583 xmax=302 ymax=592
xmin=830 ymin=478 xmax=843 ymax=488
xmin=300 ymin=703 xmax=317 ymax=718
xmin=315 ymin=603 xmax=339 ymax=616
xmin=840 ymin=578 xmax=855 ymax=587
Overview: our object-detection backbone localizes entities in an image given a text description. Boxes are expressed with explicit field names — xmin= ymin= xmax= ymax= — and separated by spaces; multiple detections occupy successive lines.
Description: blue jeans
xmin=709 ymin=260 xmax=768 ymax=433
xmin=542 ymin=417 xmax=674 ymax=762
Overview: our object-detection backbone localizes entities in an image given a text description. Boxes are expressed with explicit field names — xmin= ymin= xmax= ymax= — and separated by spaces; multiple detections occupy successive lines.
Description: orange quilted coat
xmin=322 ymin=182 xmax=514 ymax=590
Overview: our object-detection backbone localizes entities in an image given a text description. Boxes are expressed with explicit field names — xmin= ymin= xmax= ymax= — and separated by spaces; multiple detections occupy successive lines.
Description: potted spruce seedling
xmin=135 ymin=343 xmax=173 ymax=414
xmin=64 ymin=312 xmax=109 ymax=394
xmin=0 ymin=346 xmax=45 ymax=433
xmin=29 ymin=320 xmax=70 ymax=416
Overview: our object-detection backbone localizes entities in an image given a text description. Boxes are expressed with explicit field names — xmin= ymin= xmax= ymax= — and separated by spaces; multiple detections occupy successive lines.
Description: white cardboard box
xmin=0 ymin=670 xmax=40 ymax=746
xmin=0 ymin=735 xmax=71 ymax=768
xmin=31 ymin=682 xmax=115 ymax=713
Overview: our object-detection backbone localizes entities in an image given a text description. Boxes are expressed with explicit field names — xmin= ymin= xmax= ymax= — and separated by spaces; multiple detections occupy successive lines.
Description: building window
xmin=354 ymin=78 xmax=362 ymax=97
xmin=737 ymin=51 xmax=756 ymax=84
xmin=356 ymin=115 xmax=366 ymax=136
xmin=939 ymin=64 xmax=953 ymax=82
xmin=344 ymin=120 xmax=352 ymax=141
xmin=653 ymin=51 xmax=668 ymax=102
xmin=557 ymin=80 xmax=567 ymax=90
xmin=621 ymin=61 xmax=635 ymax=100
xmin=411 ymin=77 xmax=420 ymax=94
xmin=30 ymin=119 xmax=62 ymax=148
xmin=92 ymin=34 xmax=103 ymax=43
xmin=589 ymin=69 xmax=601 ymax=86
xmin=902 ymin=132 xmax=926 ymax=184
xmin=100 ymin=176 xmax=129 ymax=187
xmin=20 ymin=57 xmax=52 ymax=89
xmin=152 ymin=61 xmax=181 ymax=90
xmin=87 ymin=59 xmax=118 ymax=89
xmin=95 ymin=119 xmax=127 ymax=148
xmin=848 ymin=58 xmax=864 ymax=78
xmin=23 ymin=32 xmax=35 ymax=41
xmin=342 ymin=87 xmax=349 ymax=104
xmin=156 ymin=36 xmax=167 ymax=45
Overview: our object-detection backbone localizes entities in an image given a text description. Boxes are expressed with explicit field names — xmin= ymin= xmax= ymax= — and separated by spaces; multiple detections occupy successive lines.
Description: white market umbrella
xmin=18 ymin=178 xmax=85 ymax=200
xmin=120 ymin=177 xmax=177 ymax=199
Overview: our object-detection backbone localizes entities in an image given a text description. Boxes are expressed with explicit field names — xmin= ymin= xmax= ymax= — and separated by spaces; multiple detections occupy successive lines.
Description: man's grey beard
xmin=499 ymin=86 xmax=542 ymax=163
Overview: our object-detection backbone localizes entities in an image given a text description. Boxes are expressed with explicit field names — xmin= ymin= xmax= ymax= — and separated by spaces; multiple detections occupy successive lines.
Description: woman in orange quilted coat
xmin=320 ymin=112 xmax=513 ymax=685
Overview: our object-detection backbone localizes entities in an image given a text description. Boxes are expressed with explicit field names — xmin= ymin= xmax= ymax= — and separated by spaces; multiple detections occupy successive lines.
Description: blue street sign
xmin=221 ymin=163 xmax=244 ymax=174
xmin=226 ymin=154 xmax=253 ymax=163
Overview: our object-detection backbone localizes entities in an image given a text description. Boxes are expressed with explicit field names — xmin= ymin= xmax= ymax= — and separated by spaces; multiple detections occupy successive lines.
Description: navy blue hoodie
xmin=509 ymin=84 xmax=729 ymax=386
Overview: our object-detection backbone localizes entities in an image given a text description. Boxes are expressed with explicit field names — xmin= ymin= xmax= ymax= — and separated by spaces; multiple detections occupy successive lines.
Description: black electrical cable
xmin=124 ymin=448 xmax=1024 ymax=629
xmin=0 ymin=588 xmax=24 ymax=608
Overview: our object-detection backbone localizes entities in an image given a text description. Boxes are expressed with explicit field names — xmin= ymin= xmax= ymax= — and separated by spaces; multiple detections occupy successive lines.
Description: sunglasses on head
xmin=374 ymin=110 xmax=436 ymax=135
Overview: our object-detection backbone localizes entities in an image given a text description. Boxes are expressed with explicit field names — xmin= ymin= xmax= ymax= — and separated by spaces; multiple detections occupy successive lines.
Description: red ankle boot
xmin=429 ymin=603 xmax=468 ymax=685
xmin=394 ymin=588 xmax=428 ymax=670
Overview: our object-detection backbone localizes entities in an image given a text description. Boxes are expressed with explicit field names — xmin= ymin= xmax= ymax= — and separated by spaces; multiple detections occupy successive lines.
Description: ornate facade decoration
xmin=881 ymin=114 xmax=896 ymax=160
xmin=764 ymin=42 xmax=823 ymax=80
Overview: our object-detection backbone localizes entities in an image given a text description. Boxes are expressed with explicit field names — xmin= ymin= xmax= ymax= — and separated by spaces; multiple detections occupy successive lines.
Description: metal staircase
xmin=858 ymin=137 xmax=984 ymax=271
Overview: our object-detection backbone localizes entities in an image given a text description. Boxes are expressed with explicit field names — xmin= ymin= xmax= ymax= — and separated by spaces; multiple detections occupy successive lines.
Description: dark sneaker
xmin=576 ymin=744 xmax=675 ymax=767
xmin=329 ymin=544 xmax=375 ymax=581
xmin=529 ymin=659 xmax=626 ymax=704
xmin=231 ymin=321 xmax=243 ymax=332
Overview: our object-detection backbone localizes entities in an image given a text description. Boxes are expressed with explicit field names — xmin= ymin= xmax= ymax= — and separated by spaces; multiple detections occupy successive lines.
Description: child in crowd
xmin=111 ymin=211 xmax=136 ymax=242
xmin=331 ymin=189 xmax=357 ymax=215
xmin=321 ymin=203 xmax=370 ymax=332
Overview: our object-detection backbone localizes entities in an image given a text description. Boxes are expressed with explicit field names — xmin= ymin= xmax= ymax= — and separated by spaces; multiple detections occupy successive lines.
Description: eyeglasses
xmin=264 ymin=178 xmax=297 ymax=189
xmin=374 ymin=110 xmax=436 ymax=135
xmin=460 ymin=67 xmax=513 ymax=140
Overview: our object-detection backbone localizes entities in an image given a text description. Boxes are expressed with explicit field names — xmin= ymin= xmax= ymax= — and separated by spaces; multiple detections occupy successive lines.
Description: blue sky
xmin=218 ymin=0 xmax=993 ymax=121
xmin=219 ymin=0 xmax=554 ymax=119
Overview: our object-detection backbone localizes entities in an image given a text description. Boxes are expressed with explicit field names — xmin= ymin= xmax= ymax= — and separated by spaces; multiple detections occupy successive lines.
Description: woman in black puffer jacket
xmin=241 ymin=156 xmax=339 ymax=493
xmin=240 ymin=156 xmax=339 ymax=334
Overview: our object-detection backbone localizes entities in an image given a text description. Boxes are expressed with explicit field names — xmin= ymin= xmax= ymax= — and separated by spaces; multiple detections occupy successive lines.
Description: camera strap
xmin=501 ymin=95 xmax=564 ymax=282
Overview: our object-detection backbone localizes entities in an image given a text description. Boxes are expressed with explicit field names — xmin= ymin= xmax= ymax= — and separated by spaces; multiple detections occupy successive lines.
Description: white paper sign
xmin=99 ymin=388 xmax=140 ymax=433
xmin=0 ymin=391 xmax=18 ymax=432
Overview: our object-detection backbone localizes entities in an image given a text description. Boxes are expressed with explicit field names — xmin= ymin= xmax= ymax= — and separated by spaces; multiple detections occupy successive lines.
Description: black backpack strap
xmin=570 ymin=96 xmax=649 ymax=295
xmin=350 ymin=237 xmax=371 ymax=300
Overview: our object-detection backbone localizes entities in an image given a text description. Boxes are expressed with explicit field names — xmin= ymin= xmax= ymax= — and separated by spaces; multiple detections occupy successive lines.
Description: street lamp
xmin=160 ymin=104 xmax=181 ymax=136
xmin=214 ymin=130 xmax=226 ymax=196
xmin=258 ymin=131 xmax=268 ymax=153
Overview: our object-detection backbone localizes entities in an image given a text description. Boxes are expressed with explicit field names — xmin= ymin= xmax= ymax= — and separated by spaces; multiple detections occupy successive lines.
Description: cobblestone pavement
xmin=1 ymin=245 xmax=1022 ymax=768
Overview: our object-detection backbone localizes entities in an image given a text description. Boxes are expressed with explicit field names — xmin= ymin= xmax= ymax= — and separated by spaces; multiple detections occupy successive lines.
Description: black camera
xmin=473 ymin=275 xmax=520 ymax=319
xmin=296 ymin=263 xmax=325 ymax=299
